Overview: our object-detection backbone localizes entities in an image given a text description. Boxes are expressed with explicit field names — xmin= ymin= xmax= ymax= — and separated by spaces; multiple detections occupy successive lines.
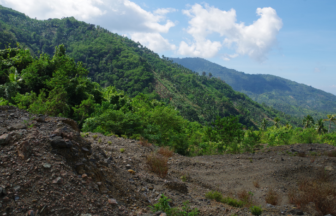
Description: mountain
xmin=170 ymin=57 xmax=336 ymax=119
xmin=0 ymin=5 xmax=302 ymax=128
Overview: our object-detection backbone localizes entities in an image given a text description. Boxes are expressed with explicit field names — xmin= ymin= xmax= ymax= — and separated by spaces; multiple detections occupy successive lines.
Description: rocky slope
xmin=1 ymin=106 xmax=336 ymax=216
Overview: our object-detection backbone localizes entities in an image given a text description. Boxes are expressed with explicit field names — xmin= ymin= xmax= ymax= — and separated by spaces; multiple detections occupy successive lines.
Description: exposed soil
xmin=1 ymin=106 xmax=335 ymax=216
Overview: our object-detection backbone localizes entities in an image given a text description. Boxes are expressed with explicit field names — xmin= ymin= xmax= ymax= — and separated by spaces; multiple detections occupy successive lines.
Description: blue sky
xmin=1 ymin=0 xmax=335 ymax=94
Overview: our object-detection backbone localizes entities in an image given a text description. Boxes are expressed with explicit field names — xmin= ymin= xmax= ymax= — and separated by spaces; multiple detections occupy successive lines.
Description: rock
xmin=52 ymin=177 xmax=62 ymax=184
xmin=50 ymin=136 xmax=72 ymax=148
xmin=108 ymin=198 xmax=118 ymax=205
xmin=288 ymin=209 xmax=304 ymax=215
xmin=82 ymin=174 xmax=88 ymax=179
xmin=160 ymin=213 xmax=167 ymax=216
xmin=0 ymin=134 xmax=10 ymax=145
xmin=266 ymin=203 xmax=274 ymax=208
xmin=7 ymin=123 xmax=27 ymax=131
xmin=35 ymin=116 xmax=45 ymax=122
xmin=26 ymin=210 xmax=35 ymax=216
xmin=325 ymin=166 xmax=333 ymax=171
xmin=128 ymin=169 xmax=136 ymax=175
xmin=126 ymin=164 xmax=131 ymax=169
xmin=60 ymin=118 xmax=80 ymax=132
xmin=82 ymin=147 xmax=89 ymax=152
xmin=164 ymin=181 xmax=188 ymax=194
xmin=42 ymin=163 xmax=52 ymax=169
xmin=80 ymin=214 xmax=92 ymax=216
xmin=17 ymin=141 xmax=32 ymax=160
xmin=13 ymin=185 xmax=20 ymax=192
xmin=0 ymin=186 xmax=6 ymax=196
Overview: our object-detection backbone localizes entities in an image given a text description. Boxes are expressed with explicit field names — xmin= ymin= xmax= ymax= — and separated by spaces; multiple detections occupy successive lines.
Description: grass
xmin=120 ymin=148 xmax=125 ymax=153
xmin=265 ymin=187 xmax=280 ymax=205
xmin=146 ymin=152 xmax=169 ymax=178
xmin=98 ymin=138 xmax=102 ymax=143
xmin=108 ymin=141 xmax=112 ymax=145
xmin=92 ymin=134 xmax=98 ymax=140
xmin=250 ymin=206 xmax=263 ymax=216
xmin=158 ymin=147 xmax=174 ymax=158
xmin=237 ymin=190 xmax=254 ymax=207
xmin=288 ymin=169 xmax=336 ymax=215
xmin=205 ymin=191 xmax=246 ymax=207
xmin=139 ymin=137 xmax=152 ymax=147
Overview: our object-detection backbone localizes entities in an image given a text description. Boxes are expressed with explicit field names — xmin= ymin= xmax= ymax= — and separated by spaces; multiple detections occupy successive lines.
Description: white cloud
xmin=179 ymin=4 xmax=283 ymax=61
xmin=0 ymin=0 xmax=177 ymax=52
xmin=131 ymin=33 xmax=176 ymax=52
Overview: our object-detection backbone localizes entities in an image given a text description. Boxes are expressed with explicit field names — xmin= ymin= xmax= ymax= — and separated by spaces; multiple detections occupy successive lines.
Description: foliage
xmin=250 ymin=206 xmax=263 ymax=216
xmin=171 ymin=57 xmax=336 ymax=125
xmin=150 ymin=194 xmax=199 ymax=216
xmin=0 ymin=5 xmax=303 ymax=129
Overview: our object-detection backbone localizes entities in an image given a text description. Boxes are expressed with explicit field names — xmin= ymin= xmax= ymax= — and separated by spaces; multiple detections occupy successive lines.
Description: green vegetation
xmin=120 ymin=148 xmax=125 ymax=153
xmin=250 ymin=206 xmax=263 ymax=216
xmin=0 ymin=5 xmax=303 ymax=128
xmin=205 ymin=191 xmax=243 ymax=207
xmin=150 ymin=194 xmax=199 ymax=216
xmin=171 ymin=57 xmax=336 ymax=127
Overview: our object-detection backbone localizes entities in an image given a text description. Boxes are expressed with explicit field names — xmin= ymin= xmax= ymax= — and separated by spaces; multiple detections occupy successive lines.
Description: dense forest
xmin=1 ymin=46 xmax=335 ymax=156
xmin=0 ymin=5 xmax=304 ymax=128
xmin=171 ymin=57 xmax=336 ymax=122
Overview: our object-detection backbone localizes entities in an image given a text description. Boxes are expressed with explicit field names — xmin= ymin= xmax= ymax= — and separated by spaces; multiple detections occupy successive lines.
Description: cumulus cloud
xmin=131 ymin=33 xmax=176 ymax=52
xmin=178 ymin=4 xmax=283 ymax=61
xmin=0 ymin=0 xmax=176 ymax=52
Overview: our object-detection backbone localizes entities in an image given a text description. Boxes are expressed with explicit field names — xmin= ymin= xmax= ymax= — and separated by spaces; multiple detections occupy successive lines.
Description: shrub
xmin=139 ymin=137 xmax=152 ymax=147
xmin=288 ymin=170 xmax=336 ymax=215
xmin=250 ymin=206 xmax=263 ymax=216
xmin=205 ymin=191 xmax=243 ymax=207
xmin=150 ymin=194 xmax=199 ymax=216
xmin=146 ymin=152 xmax=169 ymax=178
xmin=120 ymin=148 xmax=125 ymax=153
xmin=205 ymin=191 xmax=223 ymax=202
xmin=158 ymin=147 xmax=174 ymax=158
xmin=237 ymin=190 xmax=253 ymax=207
xmin=107 ymin=141 xmax=112 ymax=145
xmin=121 ymin=134 xmax=128 ymax=139
xmin=265 ymin=188 xmax=280 ymax=205
xmin=326 ymin=150 xmax=336 ymax=157
xmin=98 ymin=138 xmax=102 ymax=143
xmin=92 ymin=134 xmax=98 ymax=140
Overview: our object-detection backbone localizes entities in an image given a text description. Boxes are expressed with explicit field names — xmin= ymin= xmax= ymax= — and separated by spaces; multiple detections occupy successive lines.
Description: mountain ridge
xmin=170 ymin=57 xmax=336 ymax=119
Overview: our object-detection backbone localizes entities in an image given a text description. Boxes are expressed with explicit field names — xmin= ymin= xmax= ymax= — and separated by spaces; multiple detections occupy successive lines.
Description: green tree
xmin=315 ymin=119 xmax=327 ymax=134
xmin=273 ymin=117 xmax=280 ymax=128
xmin=302 ymin=115 xmax=315 ymax=129
xmin=323 ymin=114 xmax=336 ymax=133
xmin=261 ymin=118 xmax=267 ymax=130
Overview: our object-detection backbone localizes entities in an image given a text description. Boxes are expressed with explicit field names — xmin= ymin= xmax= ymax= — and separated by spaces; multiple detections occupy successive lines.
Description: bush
xmin=150 ymin=194 xmax=199 ymax=216
xmin=250 ymin=206 xmax=263 ymax=216
xmin=139 ymin=137 xmax=152 ymax=147
xmin=237 ymin=190 xmax=253 ymax=207
xmin=288 ymin=170 xmax=336 ymax=215
xmin=205 ymin=191 xmax=223 ymax=202
xmin=146 ymin=152 xmax=169 ymax=178
xmin=265 ymin=188 xmax=280 ymax=205
xmin=158 ymin=147 xmax=174 ymax=158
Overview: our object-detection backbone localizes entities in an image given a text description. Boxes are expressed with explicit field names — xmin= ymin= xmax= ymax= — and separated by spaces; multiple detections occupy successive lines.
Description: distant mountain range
xmin=170 ymin=57 xmax=336 ymax=119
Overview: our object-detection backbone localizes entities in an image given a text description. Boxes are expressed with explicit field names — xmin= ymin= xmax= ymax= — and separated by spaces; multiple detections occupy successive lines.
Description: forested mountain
xmin=0 ymin=5 xmax=303 ymax=128
xmin=171 ymin=57 xmax=336 ymax=120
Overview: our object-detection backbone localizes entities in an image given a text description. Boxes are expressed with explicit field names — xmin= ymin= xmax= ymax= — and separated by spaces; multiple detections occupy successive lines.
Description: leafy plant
xmin=250 ymin=206 xmax=263 ymax=216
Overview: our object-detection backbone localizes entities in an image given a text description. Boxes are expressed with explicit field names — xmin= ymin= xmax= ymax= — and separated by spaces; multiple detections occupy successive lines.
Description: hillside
xmin=0 ymin=5 xmax=306 ymax=128
xmin=1 ymin=106 xmax=335 ymax=215
xmin=170 ymin=57 xmax=336 ymax=120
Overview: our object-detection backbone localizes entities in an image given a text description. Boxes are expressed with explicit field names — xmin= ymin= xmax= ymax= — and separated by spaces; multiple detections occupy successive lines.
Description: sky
xmin=1 ymin=0 xmax=335 ymax=95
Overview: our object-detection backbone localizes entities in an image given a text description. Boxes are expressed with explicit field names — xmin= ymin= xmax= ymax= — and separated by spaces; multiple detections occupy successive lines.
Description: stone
xmin=7 ymin=123 xmax=27 ymax=131
xmin=82 ymin=174 xmax=88 ymax=179
xmin=0 ymin=134 xmax=10 ymax=145
xmin=52 ymin=177 xmax=62 ymax=184
xmin=288 ymin=209 xmax=304 ymax=215
xmin=266 ymin=203 xmax=274 ymax=208
xmin=126 ymin=164 xmax=131 ymax=169
xmin=17 ymin=141 xmax=32 ymax=160
xmin=325 ymin=166 xmax=333 ymax=171
xmin=128 ymin=169 xmax=136 ymax=175
xmin=26 ymin=210 xmax=35 ymax=216
xmin=13 ymin=186 xmax=20 ymax=192
xmin=108 ymin=198 xmax=118 ymax=205
xmin=164 ymin=181 xmax=188 ymax=194
xmin=82 ymin=147 xmax=89 ymax=152
xmin=50 ymin=136 xmax=72 ymax=148
xmin=61 ymin=118 xmax=80 ymax=132
xmin=80 ymin=214 xmax=92 ymax=216
xmin=43 ymin=163 xmax=52 ymax=169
